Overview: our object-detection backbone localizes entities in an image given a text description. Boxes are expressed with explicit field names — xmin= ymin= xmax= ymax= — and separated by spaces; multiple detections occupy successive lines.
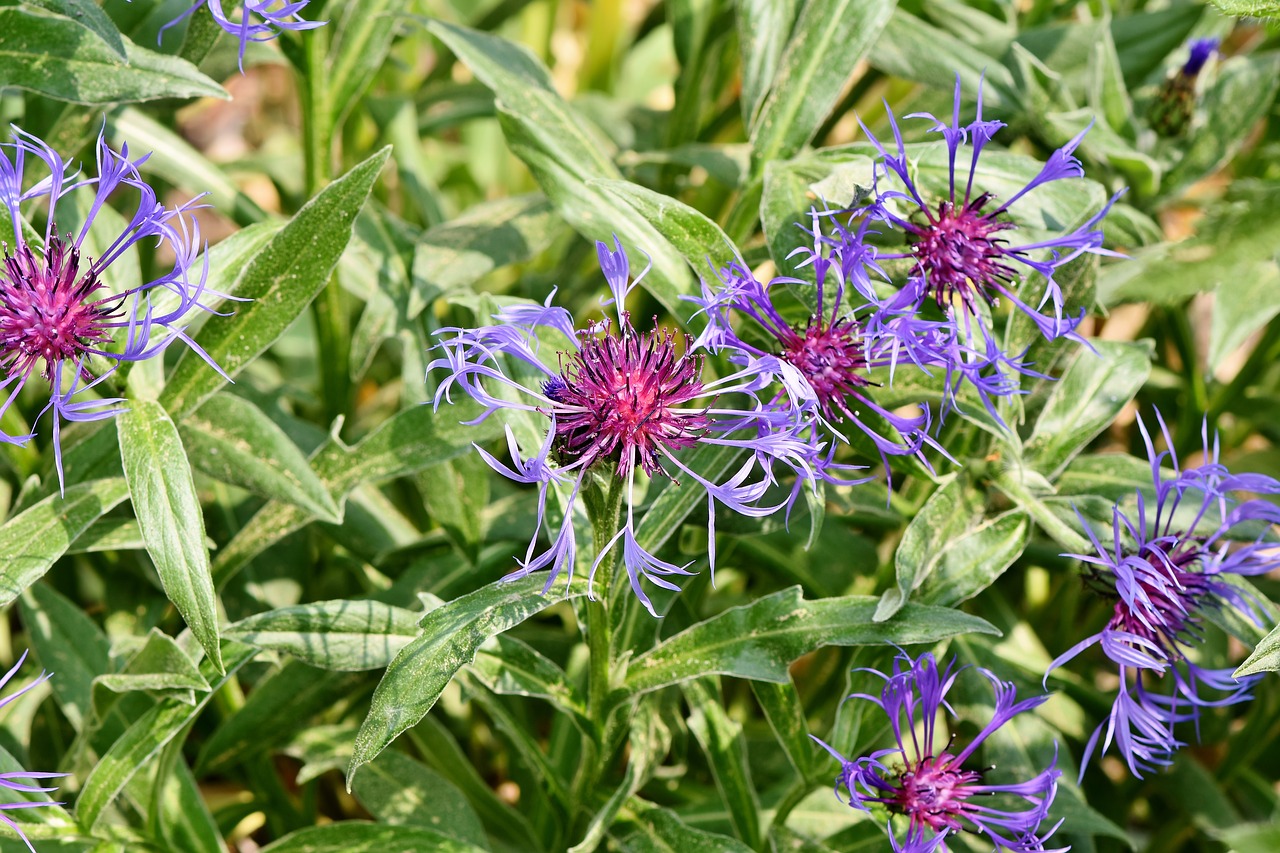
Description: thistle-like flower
xmin=162 ymin=1 xmax=324 ymax=69
xmin=430 ymin=238 xmax=819 ymax=614
xmin=1151 ymin=38 xmax=1220 ymax=137
xmin=1046 ymin=413 xmax=1280 ymax=778
xmin=812 ymin=651 xmax=1064 ymax=853
xmin=0 ymin=651 xmax=66 ymax=853
xmin=0 ymin=128 xmax=227 ymax=487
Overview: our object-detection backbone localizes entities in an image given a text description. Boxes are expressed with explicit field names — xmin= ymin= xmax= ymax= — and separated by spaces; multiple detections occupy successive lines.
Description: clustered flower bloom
xmin=812 ymin=650 xmax=1064 ymax=852
xmin=0 ymin=650 xmax=65 ymax=853
xmin=0 ymin=128 xmax=228 ymax=486
xmin=161 ymin=1 xmax=324 ymax=69
xmin=430 ymin=239 xmax=821 ymax=615
xmin=1047 ymin=413 xmax=1280 ymax=778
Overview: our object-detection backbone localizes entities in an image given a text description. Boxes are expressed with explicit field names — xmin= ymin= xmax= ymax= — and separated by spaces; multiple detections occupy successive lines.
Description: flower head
xmin=430 ymin=238 xmax=819 ymax=614
xmin=1047 ymin=412 xmax=1280 ymax=777
xmin=161 ymin=1 xmax=325 ymax=69
xmin=1151 ymin=38 xmax=1220 ymax=137
xmin=1181 ymin=38 xmax=1219 ymax=78
xmin=0 ymin=650 xmax=67 ymax=853
xmin=0 ymin=128 xmax=229 ymax=488
xmin=813 ymin=651 xmax=1063 ymax=852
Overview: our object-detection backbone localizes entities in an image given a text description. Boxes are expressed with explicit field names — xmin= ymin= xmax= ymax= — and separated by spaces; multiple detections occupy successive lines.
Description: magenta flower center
xmin=548 ymin=319 xmax=709 ymax=478
xmin=906 ymin=194 xmax=1016 ymax=308
xmin=779 ymin=316 xmax=871 ymax=420
xmin=1105 ymin=545 xmax=1209 ymax=648
xmin=893 ymin=753 xmax=982 ymax=832
xmin=0 ymin=236 xmax=118 ymax=382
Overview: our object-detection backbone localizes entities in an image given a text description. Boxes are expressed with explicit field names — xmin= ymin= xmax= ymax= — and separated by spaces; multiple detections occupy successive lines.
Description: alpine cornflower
xmin=1046 ymin=413 xmax=1280 ymax=778
xmin=0 ymin=128 xmax=228 ymax=487
xmin=1151 ymin=38 xmax=1219 ymax=137
xmin=161 ymin=1 xmax=324 ymax=69
xmin=812 ymin=650 xmax=1064 ymax=852
xmin=0 ymin=650 xmax=67 ymax=853
xmin=430 ymin=238 xmax=819 ymax=614
xmin=690 ymin=214 xmax=945 ymax=482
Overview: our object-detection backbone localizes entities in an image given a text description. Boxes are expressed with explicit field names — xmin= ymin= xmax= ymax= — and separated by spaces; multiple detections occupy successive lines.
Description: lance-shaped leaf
xmin=683 ymin=678 xmax=762 ymax=850
xmin=590 ymin=179 xmax=736 ymax=271
xmin=261 ymin=822 xmax=487 ymax=853
xmin=350 ymin=750 xmax=487 ymax=848
xmin=160 ymin=148 xmax=390 ymax=418
xmin=1235 ymin=620 xmax=1280 ymax=679
xmin=624 ymin=587 xmax=997 ymax=695
xmin=119 ymin=401 xmax=222 ymax=673
xmin=225 ymin=600 xmax=421 ymax=671
xmin=24 ymin=0 xmax=126 ymax=58
xmin=18 ymin=583 xmax=110 ymax=731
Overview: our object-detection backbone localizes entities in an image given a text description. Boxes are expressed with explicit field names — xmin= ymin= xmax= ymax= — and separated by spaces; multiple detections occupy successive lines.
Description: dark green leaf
xmin=17 ymin=583 xmax=110 ymax=730
xmin=350 ymin=750 xmax=488 ymax=848
xmin=469 ymin=634 xmax=587 ymax=727
xmin=617 ymin=801 xmax=755 ymax=852
xmin=683 ymin=679 xmax=762 ymax=850
xmin=735 ymin=0 xmax=799 ymax=128
xmin=871 ymin=11 xmax=1017 ymax=108
xmin=24 ymin=0 xmax=126 ymax=58
xmin=915 ymin=511 xmax=1030 ymax=608
xmin=118 ymin=401 xmax=222 ymax=673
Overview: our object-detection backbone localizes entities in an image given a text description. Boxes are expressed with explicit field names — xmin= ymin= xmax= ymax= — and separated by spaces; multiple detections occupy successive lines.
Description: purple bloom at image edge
xmin=0 ymin=651 xmax=68 ymax=853
xmin=0 ymin=127 xmax=231 ymax=489
xmin=812 ymin=650 xmax=1066 ymax=853
xmin=1046 ymin=412 xmax=1280 ymax=778
xmin=160 ymin=1 xmax=326 ymax=69
xmin=429 ymin=237 xmax=824 ymax=615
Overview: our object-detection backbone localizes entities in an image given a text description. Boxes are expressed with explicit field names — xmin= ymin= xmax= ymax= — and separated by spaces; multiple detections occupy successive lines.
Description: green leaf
xmin=328 ymin=1 xmax=411 ymax=123
xmin=1234 ymin=621 xmax=1280 ymax=678
xmin=160 ymin=148 xmax=390 ymax=418
xmin=749 ymin=0 xmax=896 ymax=171
xmin=683 ymin=679 xmax=762 ymax=850
xmin=570 ymin=705 xmax=669 ymax=853
xmin=469 ymin=634 xmax=588 ymax=728
xmin=180 ymin=394 xmax=341 ymax=523
xmin=749 ymin=678 xmax=817 ymax=779
xmin=0 ymin=478 xmax=129 ymax=607
xmin=0 ymin=9 xmax=224 ymax=104
xmin=1209 ymin=260 xmax=1280 ymax=374
xmin=348 ymin=575 xmax=591 ymax=785
xmin=1209 ymin=0 xmax=1280 ymax=15
xmin=74 ymin=642 xmax=256 ymax=831
xmin=617 ymin=801 xmax=755 ymax=852
xmin=259 ymin=823 xmax=487 ymax=853
xmin=350 ymin=750 xmax=488 ymax=848
xmin=1208 ymin=822 xmax=1280 ymax=853
xmin=736 ymin=0 xmax=799 ymax=128
xmin=1024 ymin=340 xmax=1153 ymax=479
xmin=914 ymin=511 xmax=1031 ymax=608
xmin=118 ymin=401 xmax=222 ymax=673
xmin=591 ymin=179 xmax=736 ymax=270
xmin=17 ymin=583 xmax=110 ymax=731
xmin=225 ymin=600 xmax=420 ymax=671
xmin=24 ymin=0 xmax=126 ymax=59
xmin=624 ymin=586 xmax=998 ymax=695
xmin=871 ymin=11 xmax=1018 ymax=109
xmin=95 ymin=628 xmax=210 ymax=700
xmin=876 ymin=474 xmax=983 ymax=622
xmin=418 ymin=453 xmax=490 ymax=564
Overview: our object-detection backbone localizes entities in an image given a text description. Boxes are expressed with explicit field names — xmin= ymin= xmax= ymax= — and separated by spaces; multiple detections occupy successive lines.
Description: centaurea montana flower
xmin=812 ymin=651 xmax=1064 ymax=853
xmin=1151 ymin=38 xmax=1220 ymax=137
xmin=0 ymin=128 xmax=228 ymax=487
xmin=160 ymin=1 xmax=324 ymax=69
xmin=430 ymin=238 xmax=819 ymax=615
xmin=689 ymin=216 xmax=945 ymax=484
xmin=1046 ymin=413 xmax=1280 ymax=778
xmin=0 ymin=650 xmax=67 ymax=853
xmin=817 ymin=76 xmax=1121 ymax=405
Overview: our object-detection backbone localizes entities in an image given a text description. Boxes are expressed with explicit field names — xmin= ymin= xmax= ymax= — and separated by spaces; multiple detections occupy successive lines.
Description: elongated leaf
xmin=469 ymin=634 xmax=587 ymax=727
xmin=736 ymin=0 xmax=799 ymax=128
xmin=1235 ymin=622 xmax=1280 ymax=678
xmin=348 ymin=575 xmax=590 ymax=785
xmin=871 ymin=11 xmax=1018 ymax=109
xmin=17 ymin=584 xmax=110 ymax=731
xmin=591 ymin=179 xmax=736 ymax=270
xmin=225 ymin=600 xmax=420 ymax=671
xmin=259 ymin=822 xmax=487 ymax=853
xmin=180 ymin=394 xmax=340 ymax=523
xmin=118 ymin=401 xmax=222 ymax=673
xmin=0 ymin=478 xmax=129 ymax=606
xmin=1024 ymin=340 xmax=1153 ymax=479
xmin=0 ymin=9 xmax=224 ymax=104
xmin=74 ymin=642 xmax=256 ymax=830
xmin=618 ymin=802 xmax=755 ymax=853
xmin=160 ymin=148 xmax=390 ymax=418
xmin=624 ymin=587 xmax=997 ymax=695
xmin=95 ymin=628 xmax=210 ymax=698
xmin=350 ymin=751 xmax=487 ymax=848
xmin=683 ymin=679 xmax=762 ymax=850
xmin=915 ymin=511 xmax=1031 ymax=607
xmin=25 ymin=0 xmax=126 ymax=58
xmin=749 ymin=0 xmax=896 ymax=170
xmin=1209 ymin=260 xmax=1280 ymax=373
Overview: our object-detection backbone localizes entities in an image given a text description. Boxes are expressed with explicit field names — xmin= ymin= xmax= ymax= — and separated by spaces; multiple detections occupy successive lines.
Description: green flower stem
xmin=583 ymin=474 xmax=625 ymax=736
xmin=992 ymin=469 xmax=1092 ymax=555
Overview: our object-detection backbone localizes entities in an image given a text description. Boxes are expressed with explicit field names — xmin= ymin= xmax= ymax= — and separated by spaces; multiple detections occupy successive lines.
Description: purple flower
xmin=1181 ymin=38 xmax=1219 ymax=77
xmin=813 ymin=651 xmax=1064 ymax=852
xmin=0 ymin=128 xmax=229 ymax=488
xmin=0 ymin=650 xmax=67 ymax=853
xmin=1046 ymin=412 xmax=1280 ymax=778
xmin=161 ymin=1 xmax=325 ymax=69
xmin=430 ymin=237 xmax=820 ymax=615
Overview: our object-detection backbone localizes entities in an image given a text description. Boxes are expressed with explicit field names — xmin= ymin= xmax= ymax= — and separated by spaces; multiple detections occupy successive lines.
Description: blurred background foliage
xmin=0 ymin=0 xmax=1279 ymax=851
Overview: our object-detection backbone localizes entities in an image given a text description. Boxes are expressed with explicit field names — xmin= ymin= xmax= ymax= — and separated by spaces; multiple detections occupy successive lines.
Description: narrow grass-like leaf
xmin=225 ymin=600 xmax=420 ymax=671
xmin=118 ymin=401 xmax=222 ymax=673
xmin=749 ymin=0 xmax=896 ymax=171
xmin=0 ymin=478 xmax=129 ymax=606
xmin=0 ymin=9 xmax=224 ymax=104
xmin=160 ymin=148 xmax=390 ymax=418
xmin=625 ymin=587 xmax=998 ymax=695
xmin=74 ymin=642 xmax=256 ymax=830
xmin=180 ymin=394 xmax=341 ymax=523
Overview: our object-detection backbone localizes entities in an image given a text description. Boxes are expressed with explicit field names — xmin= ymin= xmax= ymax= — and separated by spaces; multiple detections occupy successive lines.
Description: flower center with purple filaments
xmin=891 ymin=753 xmax=983 ymax=832
xmin=1103 ymin=544 xmax=1209 ymax=651
xmin=0 ymin=235 xmax=118 ymax=382
xmin=779 ymin=316 xmax=871 ymax=421
xmin=544 ymin=319 xmax=709 ymax=478
xmin=906 ymin=194 xmax=1017 ymax=309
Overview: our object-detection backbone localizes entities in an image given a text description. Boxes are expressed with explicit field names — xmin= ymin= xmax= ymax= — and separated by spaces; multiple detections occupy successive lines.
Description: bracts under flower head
xmin=430 ymin=238 xmax=823 ymax=615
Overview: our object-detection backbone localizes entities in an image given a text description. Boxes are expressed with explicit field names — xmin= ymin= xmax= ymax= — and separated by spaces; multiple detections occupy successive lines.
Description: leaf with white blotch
xmin=225 ymin=600 xmax=420 ymax=671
